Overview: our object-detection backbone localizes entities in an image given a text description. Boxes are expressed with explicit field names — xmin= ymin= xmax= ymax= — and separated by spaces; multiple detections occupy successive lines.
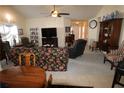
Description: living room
xmin=0 ymin=4 xmax=124 ymax=89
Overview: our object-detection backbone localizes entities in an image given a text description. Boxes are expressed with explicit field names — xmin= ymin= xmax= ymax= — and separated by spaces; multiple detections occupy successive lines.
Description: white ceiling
xmin=12 ymin=5 xmax=103 ymax=20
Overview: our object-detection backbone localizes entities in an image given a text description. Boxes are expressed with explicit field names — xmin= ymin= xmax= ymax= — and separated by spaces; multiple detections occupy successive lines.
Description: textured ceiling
xmin=12 ymin=5 xmax=103 ymax=20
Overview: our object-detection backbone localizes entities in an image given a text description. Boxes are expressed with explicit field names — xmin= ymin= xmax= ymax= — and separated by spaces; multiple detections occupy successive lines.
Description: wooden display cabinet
xmin=98 ymin=18 xmax=123 ymax=52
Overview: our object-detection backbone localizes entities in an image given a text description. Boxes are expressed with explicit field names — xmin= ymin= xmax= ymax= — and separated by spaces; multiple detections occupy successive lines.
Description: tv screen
xmin=41 ymin=28 xmax=57 ymax=37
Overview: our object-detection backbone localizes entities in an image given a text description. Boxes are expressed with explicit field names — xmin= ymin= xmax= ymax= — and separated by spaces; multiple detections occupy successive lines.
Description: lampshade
xmin=51 ymin=10 xmax=58 ymax=17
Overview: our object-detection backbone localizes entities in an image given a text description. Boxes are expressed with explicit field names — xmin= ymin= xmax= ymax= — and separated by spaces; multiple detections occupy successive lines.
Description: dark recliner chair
xmin=68 ymin=39 xmax=87 ymax=58
xmin=21 ymin=37 xmax=34 ymax=48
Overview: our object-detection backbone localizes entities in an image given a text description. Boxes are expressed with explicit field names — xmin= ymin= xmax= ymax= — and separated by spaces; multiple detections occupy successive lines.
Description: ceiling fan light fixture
xmin=51 ymin=10 xmax=58 ymax=17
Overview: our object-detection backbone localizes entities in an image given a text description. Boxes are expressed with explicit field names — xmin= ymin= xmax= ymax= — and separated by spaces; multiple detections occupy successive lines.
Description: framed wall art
xmin=18 ymin=29 xmax=23 ymax=35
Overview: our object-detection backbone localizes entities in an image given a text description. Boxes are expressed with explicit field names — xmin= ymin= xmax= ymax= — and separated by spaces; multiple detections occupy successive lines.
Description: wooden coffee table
xmin=0 ymin=66 xmax=46 ymax=88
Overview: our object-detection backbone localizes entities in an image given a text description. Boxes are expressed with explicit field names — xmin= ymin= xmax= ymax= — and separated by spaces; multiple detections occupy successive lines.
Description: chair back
xmin=105 ymin=40 xmax=124 ymax=70
xmin=21 ymin=37 xmax=30 ymax=45
xmin=117 ymin=40 xmax=124 ymax=54
xmin=73 ymin=39 xmax=87 ymax=52
xmin=21 ymin=37 xmax=34 ymax=48
xmin=73 ymin=39 xmax=85 ymax=47
xmin=19 ymin=52 xmax=35 ymax=66
xmin=69 ymin=39 xmax=87 ymax=58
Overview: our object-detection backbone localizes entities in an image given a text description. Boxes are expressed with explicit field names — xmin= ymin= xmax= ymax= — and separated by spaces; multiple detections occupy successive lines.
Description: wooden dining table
xmin=0 ymin=66 xmax=46 ymax=88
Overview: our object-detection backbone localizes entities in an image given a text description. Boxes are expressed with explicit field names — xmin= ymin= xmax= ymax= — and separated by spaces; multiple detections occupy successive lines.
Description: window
xmin=0 ymin=24 xmax=19 ymax=46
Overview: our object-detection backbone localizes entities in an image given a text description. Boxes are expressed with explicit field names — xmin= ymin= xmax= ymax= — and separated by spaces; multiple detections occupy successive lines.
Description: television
xmin=41 ymin=28 xmax=57 ymax=37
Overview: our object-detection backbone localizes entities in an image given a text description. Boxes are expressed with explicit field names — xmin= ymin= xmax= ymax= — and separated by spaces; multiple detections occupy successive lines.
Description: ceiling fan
xmin=51 ymin=5 xmax=70 ymax=17
xmin=49 ymin=5 xmax=70 ymax=17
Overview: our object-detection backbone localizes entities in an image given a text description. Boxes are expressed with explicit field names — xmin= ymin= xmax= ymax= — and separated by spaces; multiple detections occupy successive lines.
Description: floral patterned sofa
xmin=9 ymin=47 xmax=69 ymax=71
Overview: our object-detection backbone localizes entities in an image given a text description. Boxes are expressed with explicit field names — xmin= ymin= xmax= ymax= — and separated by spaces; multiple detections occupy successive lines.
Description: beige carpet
xmin=46 ymin=47 xmax=120 ymax=88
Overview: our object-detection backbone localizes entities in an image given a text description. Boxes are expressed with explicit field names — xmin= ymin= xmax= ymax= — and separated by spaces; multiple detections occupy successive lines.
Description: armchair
xmin=68 ymin=39 xmax=87 ymax=58
xmin=104 ymin=40 xmax=124 ymax=70
xmin=21 ymin=37 xmax=34 ymax=48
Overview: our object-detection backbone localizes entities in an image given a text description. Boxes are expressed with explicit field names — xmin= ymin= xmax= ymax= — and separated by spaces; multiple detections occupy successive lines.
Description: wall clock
xmin=89 ymin=20 xmax=97 ymax=29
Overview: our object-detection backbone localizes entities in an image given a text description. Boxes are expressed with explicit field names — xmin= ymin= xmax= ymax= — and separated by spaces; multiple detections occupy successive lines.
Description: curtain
xmin=71 ymin=24 xmax=88 ymax=40
xmin=0 ymin=24 xmax=19 ymax=46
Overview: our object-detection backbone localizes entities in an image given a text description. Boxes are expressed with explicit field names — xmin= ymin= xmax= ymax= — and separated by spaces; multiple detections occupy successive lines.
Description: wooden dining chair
xmin=19 ymin=52 xmax=35 ymax=66
xmin=104 ymin=40 xmax=124 ymax=70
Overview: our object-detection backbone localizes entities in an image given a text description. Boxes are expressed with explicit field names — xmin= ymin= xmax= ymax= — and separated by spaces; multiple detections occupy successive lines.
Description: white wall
xmin=88 ymin=18 xmax=99 ymax=45
xmin=0 ymin=6 xmax=26 ymax=36
xmin=26 ymin=17 xmax=70 ymax=47
xmin=88 ymin=5 xmax=124 ymax=45
xmin=63 ymin=18 xmax=71 ymax=27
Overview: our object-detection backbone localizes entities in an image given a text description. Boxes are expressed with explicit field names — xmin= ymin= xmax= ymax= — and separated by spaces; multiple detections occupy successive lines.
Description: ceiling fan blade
xmin=58 ymin=13 xmax=70 ymax=15
xmin=58 ymin=15 xmax=61 ymax=17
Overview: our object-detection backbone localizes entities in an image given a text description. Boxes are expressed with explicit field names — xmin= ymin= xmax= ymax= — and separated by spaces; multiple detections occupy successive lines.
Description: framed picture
xmin=65 ymin=26 xmax=70 ymax=33
xmin=18 ymin=29 xmax=23 ymax=35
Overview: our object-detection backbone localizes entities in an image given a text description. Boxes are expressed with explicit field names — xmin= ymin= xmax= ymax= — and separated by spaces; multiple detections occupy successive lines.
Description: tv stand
xmin=42 ymin=37 xmax=58 ymax=47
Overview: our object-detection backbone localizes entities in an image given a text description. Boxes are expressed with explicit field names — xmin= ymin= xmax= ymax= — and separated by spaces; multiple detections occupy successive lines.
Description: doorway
xmin=71 ymin=20 xmax=88 ymax=40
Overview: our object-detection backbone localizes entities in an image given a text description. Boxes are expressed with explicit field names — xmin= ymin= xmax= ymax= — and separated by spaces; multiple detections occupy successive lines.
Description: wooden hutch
xmin=98 ymin=18 xmax=123 ymax=52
